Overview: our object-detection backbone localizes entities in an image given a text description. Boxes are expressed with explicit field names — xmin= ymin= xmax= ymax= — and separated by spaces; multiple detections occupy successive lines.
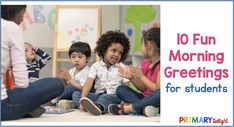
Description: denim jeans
xmin=72 ymin=91 xmax=120 ymax=113
xmin=1 ymin=78 xmax=64 ymax=120
xmin=116 ymin=85 xmax=160 ymax=114
xmin=60 ymin=84 xmax=79 ymax=100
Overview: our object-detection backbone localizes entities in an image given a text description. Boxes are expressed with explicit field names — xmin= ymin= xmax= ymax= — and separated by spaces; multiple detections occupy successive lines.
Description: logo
xmin=179 ymin=117 xmax=228 ymax=125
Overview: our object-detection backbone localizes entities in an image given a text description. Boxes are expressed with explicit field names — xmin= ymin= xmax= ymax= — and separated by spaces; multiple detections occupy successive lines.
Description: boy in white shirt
xmin=54 ymin=42 xmax=91 ymax=109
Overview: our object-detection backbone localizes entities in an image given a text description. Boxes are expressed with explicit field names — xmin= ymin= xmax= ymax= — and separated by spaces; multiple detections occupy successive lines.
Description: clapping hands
xmin=118 ymin=64 xmax=143 ymax=80
xmin=57 ymin=69 xmax=72 ymax=81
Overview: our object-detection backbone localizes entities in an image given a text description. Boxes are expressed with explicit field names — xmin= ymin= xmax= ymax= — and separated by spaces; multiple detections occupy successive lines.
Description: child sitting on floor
xmin=108 ymin=28 xmax=160 ymax=117
xmin=77 ymin=30 xmax=131 ymax=115
xmin=24 ymin=42 xmax=51 ymax=83
xmin=54 ymin=42 xmax=91 ymax=109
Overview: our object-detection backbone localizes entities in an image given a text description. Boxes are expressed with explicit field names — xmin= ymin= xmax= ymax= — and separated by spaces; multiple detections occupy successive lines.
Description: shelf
xmin=57 ymin=58 xmax=70 ymax=62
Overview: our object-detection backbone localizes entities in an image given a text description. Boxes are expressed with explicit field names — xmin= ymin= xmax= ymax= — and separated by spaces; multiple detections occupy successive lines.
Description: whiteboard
xmin=56 ymin=6 xmax=101 ymax=50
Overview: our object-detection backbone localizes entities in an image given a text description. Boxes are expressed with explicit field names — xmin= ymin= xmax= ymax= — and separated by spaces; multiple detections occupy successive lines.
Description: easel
xmin=53 ymin=5 xmax=101 ymax=76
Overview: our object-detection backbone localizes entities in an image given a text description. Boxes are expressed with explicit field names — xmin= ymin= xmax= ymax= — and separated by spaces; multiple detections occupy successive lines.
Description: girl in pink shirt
xmin=108 ymin=28 xmax=160 ymax=117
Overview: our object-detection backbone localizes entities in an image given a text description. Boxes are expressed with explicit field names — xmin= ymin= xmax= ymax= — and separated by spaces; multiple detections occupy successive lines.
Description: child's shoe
xmin=143 ymin=106 xmax=159 ymax=117
xmin=80 ymin=97 xmax=102 ymax=115
xmin=51 ymin=97 xmax=60 ymax=105
xmin=108 ymin=104 xmax=125 ymax=115
xmin=58 ymin=100 xmax=76 ymax=109
xmin=27 ymin=106 xmax=46 ymax=117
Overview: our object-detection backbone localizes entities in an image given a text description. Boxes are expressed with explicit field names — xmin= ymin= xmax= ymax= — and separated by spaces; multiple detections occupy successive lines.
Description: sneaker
xmin=58 ymin=100 xmax=76 ymax=109
xmin=143 ymin=106 xmax=159 ymax=117
xmin=51 ymin=97 xmax=60 ymax=105
xmin=108 ymin=104 xmax=125 ymax=115
xmin=28 ymin=106 xmax=46 ymax=117
xmin=80 ymin=97 xmax=102 ymax=115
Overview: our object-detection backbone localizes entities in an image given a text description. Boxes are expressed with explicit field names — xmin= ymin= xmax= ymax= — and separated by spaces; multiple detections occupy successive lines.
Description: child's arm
xmin=156 ymin=71 xmax=160 ymax=89
xmin=119 ymin=65 xmax=146 ymax=92
xmin=129 ymin=77 xmax=147 ymax=92
xmin=57 ymin=69 xmax=83 ymax=90
xmin=79 ymin=77 xmax=94 ymax=111
xmin=81 ymin=63 xmax=97 ymax=97
xmin=81 ymin=77 xmax=94 ymax=97
xmin=68 ymin=79 xmax=83 ymax=90
xmin=35 ymin=48 xmax=52 ymax=69
xmin=131 ymin=66 xmax=158 ymax=91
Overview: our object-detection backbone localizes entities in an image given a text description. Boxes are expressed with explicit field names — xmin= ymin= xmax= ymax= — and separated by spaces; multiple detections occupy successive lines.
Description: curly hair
xmin=95 ymin=30 xmax=131 ymax=62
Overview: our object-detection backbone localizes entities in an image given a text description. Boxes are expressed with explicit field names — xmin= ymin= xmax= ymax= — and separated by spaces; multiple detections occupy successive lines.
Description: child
xmin=55 ymin=42 xmax=91 ymax=109
xmin=77 ymin=30 xmax=131 ymax=115
xmin=108 ymin=27 xmax=160 ymax=117
xmin=24 ymin=42 xmax=51 ymax=83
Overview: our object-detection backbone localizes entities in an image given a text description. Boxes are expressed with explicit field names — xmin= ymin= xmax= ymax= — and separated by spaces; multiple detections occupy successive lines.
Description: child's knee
xmin=116 ymin=85 xmax=129 ymax=97
xmin=72 ymin=91 xmax=81 ymax=98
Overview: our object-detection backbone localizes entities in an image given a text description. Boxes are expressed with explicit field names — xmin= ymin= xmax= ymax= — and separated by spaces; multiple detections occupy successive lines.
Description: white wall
xmin=101 ymin=5 xmax=120 ymax=33
xmin=22 ymin=5 xmax=120 ymax=48
xmin=22 ymin=5 xmax=55 ymax=48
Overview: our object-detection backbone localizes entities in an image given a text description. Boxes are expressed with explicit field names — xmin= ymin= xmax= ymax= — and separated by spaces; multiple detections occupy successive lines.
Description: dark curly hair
xmin=95 ymin=30 xmax=131 ymax=62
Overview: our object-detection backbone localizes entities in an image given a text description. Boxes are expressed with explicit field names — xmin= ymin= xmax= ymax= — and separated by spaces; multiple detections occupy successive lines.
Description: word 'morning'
xmin=169 ymin=50 xmax=224 ymax=64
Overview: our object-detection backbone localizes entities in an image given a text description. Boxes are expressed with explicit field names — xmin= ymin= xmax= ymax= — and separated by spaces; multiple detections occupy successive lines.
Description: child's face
xmin=25 ymin=43 xmax=36 ymax=62
xmin=103 ymin=43 xmax=124 ymax=65
xmin=70 ymin=52 xmax=89 ymax=70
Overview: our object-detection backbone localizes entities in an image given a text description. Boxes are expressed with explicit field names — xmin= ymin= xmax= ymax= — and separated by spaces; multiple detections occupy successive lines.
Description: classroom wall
xmin=101 ymin=5 xmax=120 ymax=33
xmin=22 ymin=5 xmax=120 ymax=78
xmin=22 ymin=5 xmax=159 ymax=79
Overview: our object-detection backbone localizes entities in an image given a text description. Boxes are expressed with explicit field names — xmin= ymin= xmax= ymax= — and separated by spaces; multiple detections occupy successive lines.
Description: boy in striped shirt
xmin=24 ymin=42 xmax=51 ymax=83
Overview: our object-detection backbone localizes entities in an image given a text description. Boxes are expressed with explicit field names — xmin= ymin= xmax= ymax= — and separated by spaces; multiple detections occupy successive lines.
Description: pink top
xmin=141 ymin=60 xmax=160 ymax=96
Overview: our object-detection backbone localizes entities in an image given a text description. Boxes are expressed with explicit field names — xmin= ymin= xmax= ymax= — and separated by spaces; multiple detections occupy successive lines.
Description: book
xmin=43 ymin=106 xmax=75 ymax=114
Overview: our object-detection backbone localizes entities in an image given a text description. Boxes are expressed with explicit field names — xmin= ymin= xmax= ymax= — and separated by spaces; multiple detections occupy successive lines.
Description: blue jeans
xmin=1 ymin=78 xmax=64 ymax=120
xmin=116 ymin=85 xmax=160 ymax=114
xmin=72 ymin=91 xmax=121 ymax=113
xmin=59 ymin=84 xmax=79 ymax=100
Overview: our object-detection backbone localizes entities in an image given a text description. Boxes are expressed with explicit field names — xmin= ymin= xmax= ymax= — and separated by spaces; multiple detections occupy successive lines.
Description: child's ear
xmin=86 ymin=57 xmax=90 ymax=63
xmin=146 ymin=41 xmax=152 ymax=49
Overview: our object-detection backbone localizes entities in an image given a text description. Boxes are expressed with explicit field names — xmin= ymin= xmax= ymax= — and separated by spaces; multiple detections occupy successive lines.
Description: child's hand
xmin=130 ymin=66 xmax=144 ymax=79
xmin=57 ymin=69 xmax=72 ymax=81
xmin=33 ymin=46 xmax=38 ymax=52
xmin=118 ymin=65 xmax=133 ymax=80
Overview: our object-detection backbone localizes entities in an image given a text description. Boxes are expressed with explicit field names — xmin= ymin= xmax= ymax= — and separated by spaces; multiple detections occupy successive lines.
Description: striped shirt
xmin=27 ymin=48 xmax=51 ymax=83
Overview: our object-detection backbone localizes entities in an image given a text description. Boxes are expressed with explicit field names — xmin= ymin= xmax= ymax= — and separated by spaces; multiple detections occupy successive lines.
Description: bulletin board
xmin=53 ymin=5 xmax=101 ymax=76
xmin=55 ymin=5 xmax=101 ymax=50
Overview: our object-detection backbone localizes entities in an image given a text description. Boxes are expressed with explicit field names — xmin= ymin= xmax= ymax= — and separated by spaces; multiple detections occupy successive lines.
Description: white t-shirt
xmin=1 ymin=19 xmax=29 ymax=100
xmin=69 ymin=66 xmax=90 ymax=86
xmin=88 ymin=60 xmax=128 ymax=94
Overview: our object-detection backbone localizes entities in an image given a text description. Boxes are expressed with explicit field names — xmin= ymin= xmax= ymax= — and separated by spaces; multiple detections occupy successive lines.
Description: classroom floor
xmin=2 ymin=109 xmax=160 ymax=126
